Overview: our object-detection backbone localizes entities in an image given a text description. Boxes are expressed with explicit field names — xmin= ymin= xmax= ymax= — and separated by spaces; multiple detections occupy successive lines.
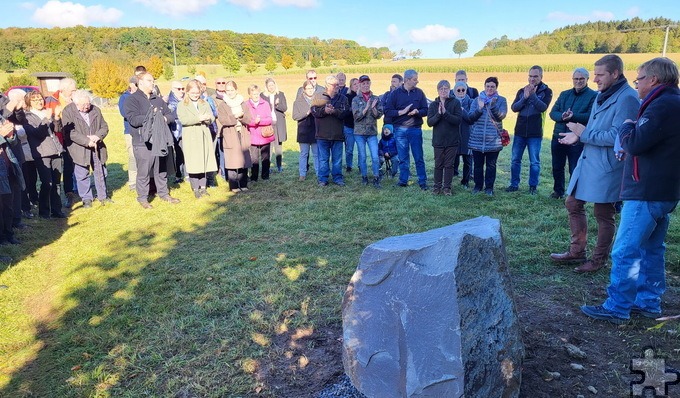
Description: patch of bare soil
xmin=260 ymin=274 xmax=680 ymax=398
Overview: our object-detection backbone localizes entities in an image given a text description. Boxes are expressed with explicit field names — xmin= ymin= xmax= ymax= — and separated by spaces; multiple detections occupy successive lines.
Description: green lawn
xmin=1 ymin=75 xmax=679 ymax=397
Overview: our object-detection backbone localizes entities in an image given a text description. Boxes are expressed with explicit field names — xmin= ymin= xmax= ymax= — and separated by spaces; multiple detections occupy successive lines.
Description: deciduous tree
xmin=87 ymin=58 xmax=127 ymax=99
xmin=221 ymin=46 xmax=241 ymax=75
xmin=453 ymin=39 xmax=468 ymax=58
xmin=281 ymin=53 xmax=294 ymax=70
xmin=146 ymin=55 xmax=164 ymax=80
xmin=264 ymin=56 xmax=277 ymax=73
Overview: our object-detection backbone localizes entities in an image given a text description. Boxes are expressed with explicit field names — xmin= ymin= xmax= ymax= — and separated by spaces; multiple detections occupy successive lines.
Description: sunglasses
xmin=216 ymin=82 xmax=227 ymax=85
xmin=308 ymin=77 xmax=317 ymax=80
xmin=173 ymin=87 xmax=185 ymax=91
xmin=456 ymin=89 xmax=466 ymax=92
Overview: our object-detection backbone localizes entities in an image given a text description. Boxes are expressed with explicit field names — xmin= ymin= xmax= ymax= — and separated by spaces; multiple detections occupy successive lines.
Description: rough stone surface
xmin=342 ymin=216 xmax=524 ymax=398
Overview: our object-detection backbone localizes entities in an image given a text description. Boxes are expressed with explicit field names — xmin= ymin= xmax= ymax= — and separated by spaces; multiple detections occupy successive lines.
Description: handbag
xmin=489 ymin=112 xmax=510 ymax=147
xmin=260 ymin=124 xmax=275 ymax=138
xmin=500 ymin=129 xmax=511 ymax=146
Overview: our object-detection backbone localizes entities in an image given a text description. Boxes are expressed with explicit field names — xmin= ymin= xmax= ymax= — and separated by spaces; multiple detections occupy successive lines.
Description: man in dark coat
xmin=124 ymin=72 xmax=179 ymax=208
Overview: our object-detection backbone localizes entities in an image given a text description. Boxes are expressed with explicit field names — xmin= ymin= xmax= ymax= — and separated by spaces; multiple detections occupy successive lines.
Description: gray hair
xmin=530 ymin=65 xmax=543 ymax=76
xmin=325 ymin=75 xmax=338 ymax=86
xmin=404 ymin=69 xmax=418 ymax=80
xmin=59 ymin=77 xmax=77 ymax=91
xmin=455 ymin=70 xmax=467 ymax=77
xmin=437 ymin=80 xmax=450 ymax=90
xmin=573 ymin=67 xmax=589 ymax=79
xmin=639 ymin=57 xmax=679 ymax=86
xmin=71 ymin=89 xmax=92 ymax=104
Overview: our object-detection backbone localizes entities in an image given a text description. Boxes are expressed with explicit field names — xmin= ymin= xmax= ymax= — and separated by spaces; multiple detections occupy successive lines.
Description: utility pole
xmin=663 ymin=26 xmax=670 ymax=57
xmin=173 ymin=39 xmax=178 ymax=77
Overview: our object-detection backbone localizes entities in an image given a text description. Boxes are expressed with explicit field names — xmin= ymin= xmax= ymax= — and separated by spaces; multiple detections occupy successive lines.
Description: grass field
xmin=1 ymin=54 xmax=679 ymax=397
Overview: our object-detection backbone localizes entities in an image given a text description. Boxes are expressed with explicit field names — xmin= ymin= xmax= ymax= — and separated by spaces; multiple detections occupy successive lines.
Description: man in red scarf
xmin=581 ymin=57 xmax=680 ymax=324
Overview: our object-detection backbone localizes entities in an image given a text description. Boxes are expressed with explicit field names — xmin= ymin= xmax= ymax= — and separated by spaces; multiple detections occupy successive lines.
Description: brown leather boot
xmin=550 ymin=251 xmax=586 ymax=263
xmin=573 ymin=260 xmax=604 ymax=273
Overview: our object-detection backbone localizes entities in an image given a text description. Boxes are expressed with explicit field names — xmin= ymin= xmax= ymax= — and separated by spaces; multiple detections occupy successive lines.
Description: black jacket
xmin=619 ymin=85 xmax=680 ymax=201
xmin=62 ymin=103 xmax=108 ymax=167
xmin=511 ymin=82 xmax=553 ymax=138
xmin=427 ymin=97 xmax=462 ymax=148
xmin=123 ymin=89 xmax=175 ymax=148
xmin=310 ymin=91 xmax=349 ymax=141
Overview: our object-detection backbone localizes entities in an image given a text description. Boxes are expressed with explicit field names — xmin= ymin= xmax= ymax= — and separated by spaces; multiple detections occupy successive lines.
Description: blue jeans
xmin=355 ymin=135 xmax=379 ymax=178
xmin=510 ymin=136 xmax=542 ymax=188
xmin=343 ymin=126 xmax=355 ymax=169
xmin=298 ymin=143 xmax=318 ymax=177
xmin=603 ymin=200 xmax=678 ymax=317
xmin=317 ymin=139 xmax=343 ymax=184
xmin=395 ymin=126 xmax=426 ymax=186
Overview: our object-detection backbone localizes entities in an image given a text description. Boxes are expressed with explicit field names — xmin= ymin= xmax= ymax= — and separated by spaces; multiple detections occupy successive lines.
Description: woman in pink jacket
xmin=242 ymin=84 xmax=274 ymax=181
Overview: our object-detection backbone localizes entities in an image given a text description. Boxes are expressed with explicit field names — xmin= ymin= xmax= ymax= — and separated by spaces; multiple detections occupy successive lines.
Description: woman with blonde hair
xmin=176 ymin=79 xmax=216 ymax=198
xmin=261 ymin=77 xmax=288 ymax=173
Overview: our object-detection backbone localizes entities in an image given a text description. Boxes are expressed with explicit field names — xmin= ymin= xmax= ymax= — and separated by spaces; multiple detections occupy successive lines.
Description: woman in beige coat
xmin=176 ymin=80 xmax=216 ymax=198
xmin=217 ymin=80 xmax=252 ymax=192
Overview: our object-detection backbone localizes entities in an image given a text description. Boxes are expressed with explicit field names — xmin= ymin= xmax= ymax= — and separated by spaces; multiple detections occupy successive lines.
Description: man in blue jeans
xmin=384 ymin=69 xmax=429 ymax=190
xmin=506 ymin=65 xmax=552 ymax=195
xmin=310 ymin=75 xmax=350 ymax=186
xmin=581 ymin=57 xmax=680 ymax=324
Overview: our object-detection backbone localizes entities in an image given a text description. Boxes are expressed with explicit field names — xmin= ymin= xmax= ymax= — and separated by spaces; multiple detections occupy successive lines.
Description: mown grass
xmin=1 ymin=64 xmax=679 ymax=397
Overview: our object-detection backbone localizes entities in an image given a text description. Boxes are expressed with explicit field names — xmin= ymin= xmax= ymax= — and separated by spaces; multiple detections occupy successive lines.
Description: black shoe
xmin=373 ymin=177 xmax=381 ymax=189
xmin=550 ymin=192 xmax=564 ymax=199
xmin=82 ymin=200 xmax=93 ymax=208
xmin=529 ymin=186 xmax=537 ymax=195
xmin=505 ymin=186 xmax=518 ymax=192
xmin=362 ymin=176 xmax=369 ymax=185
xmin=420 ymin=184 xmax=428 ymax=191
xmin=396 ymin=182 xmax=408 ymax=187
xmin=485 ymin=188 xmax=494 ymax=196
xmin=3 ymin=236 xmax=21 ymax=245
xmin=277 ymin=166 xmax=283 ymax=173
xmin=22 ymin=210 xmax=34 ymax=219
xmin=472 ymin=188 xmax=482 ymax=194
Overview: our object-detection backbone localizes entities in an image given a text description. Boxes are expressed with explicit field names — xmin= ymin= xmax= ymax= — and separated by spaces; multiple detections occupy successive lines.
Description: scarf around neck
xmin=597 ymin=75 xmax=628 ymax=105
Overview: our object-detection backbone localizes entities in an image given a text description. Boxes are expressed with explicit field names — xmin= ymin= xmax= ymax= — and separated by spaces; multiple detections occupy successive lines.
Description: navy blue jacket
xmin=511 ymin=82 xmax=553 ymax=138
xmin=384 ymin=86 xmax=428 ymax=128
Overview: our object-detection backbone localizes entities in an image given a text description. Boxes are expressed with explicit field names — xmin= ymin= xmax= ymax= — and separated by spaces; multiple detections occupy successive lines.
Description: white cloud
xmin=408 ymin=24 xmax=459 ymax=44
xmin=32 ymin=1 xmax=123 ymax=27
xmin=227 ymin=0 xmax=265 ymax=11
xmin=387 ymin=24 xmax=400 ymax=38
xmin=272 ymin=0 xmax=318 ymax=7
xmin=546 ymin=10 xmax=615 ymax=23
xmin=134 ymin=0 xmax=218 ymax=16
xmin=626 ymin=6 xmax=640 ymax=17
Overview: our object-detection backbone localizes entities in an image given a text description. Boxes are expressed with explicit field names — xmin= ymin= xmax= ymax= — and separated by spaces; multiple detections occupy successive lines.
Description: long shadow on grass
xmin=0 ymin=163 xmax=128 ymax=274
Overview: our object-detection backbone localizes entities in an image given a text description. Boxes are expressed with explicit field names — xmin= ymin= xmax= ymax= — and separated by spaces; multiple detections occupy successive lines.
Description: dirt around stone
xmin=260 ymin=273 xmax=680 ymax=398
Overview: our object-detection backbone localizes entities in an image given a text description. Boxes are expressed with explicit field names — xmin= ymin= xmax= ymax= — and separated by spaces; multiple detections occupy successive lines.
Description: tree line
xmin=476 ymin=17 xmax=680 ymax=56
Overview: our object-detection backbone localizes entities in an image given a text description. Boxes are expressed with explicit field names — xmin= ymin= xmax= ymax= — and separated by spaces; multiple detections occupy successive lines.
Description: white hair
xmin=7 ymin=88 xmax=26 ymax=102
xmin=59 ymin=77 xmax=77 ymax=91
xmin=71 ymin=89 xmax=92 ymax=104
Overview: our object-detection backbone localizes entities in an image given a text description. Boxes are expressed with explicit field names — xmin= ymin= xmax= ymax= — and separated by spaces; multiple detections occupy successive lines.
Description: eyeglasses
xmin=216 ymin=82 xmax=227 ymax=85
xmin=572 ymin=77 xmax=586 ymax=81
xmin=173 ymin=87 xmax=185 ymax=91
xmin=633 ymin=76 xmax=647 ymax=86
xmin=308 ymin=77 xmax=317 ymax=80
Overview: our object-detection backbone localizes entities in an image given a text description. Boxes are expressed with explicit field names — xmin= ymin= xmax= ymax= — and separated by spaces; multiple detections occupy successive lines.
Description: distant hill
xmin=476 ymin=17 xmax=679 ymax=56
xmin=0 ymin=26 xmax=391 ymax=73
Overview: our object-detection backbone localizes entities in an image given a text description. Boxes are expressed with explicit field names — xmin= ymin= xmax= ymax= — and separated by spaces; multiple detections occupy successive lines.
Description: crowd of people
xmin=2 ymin=56 xmax=680 ymax=327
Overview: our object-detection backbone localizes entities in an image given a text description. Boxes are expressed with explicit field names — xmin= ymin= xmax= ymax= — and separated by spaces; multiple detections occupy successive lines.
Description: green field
xmin=1 ymin=54 xmax=679 ymax=397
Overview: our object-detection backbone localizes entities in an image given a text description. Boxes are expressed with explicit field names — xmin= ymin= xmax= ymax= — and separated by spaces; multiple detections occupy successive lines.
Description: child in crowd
xmin=378 ymin=124 xmax=398 ymax=178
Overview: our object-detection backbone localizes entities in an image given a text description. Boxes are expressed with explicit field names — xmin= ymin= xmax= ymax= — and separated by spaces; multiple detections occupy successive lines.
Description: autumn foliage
xmin=87 ymin=59 xmax=128 ymax=100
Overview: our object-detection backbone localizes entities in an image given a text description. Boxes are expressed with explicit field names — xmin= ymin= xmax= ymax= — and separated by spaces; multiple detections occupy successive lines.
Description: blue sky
xmin=3 ymin=0 xmax=679 ymax=58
